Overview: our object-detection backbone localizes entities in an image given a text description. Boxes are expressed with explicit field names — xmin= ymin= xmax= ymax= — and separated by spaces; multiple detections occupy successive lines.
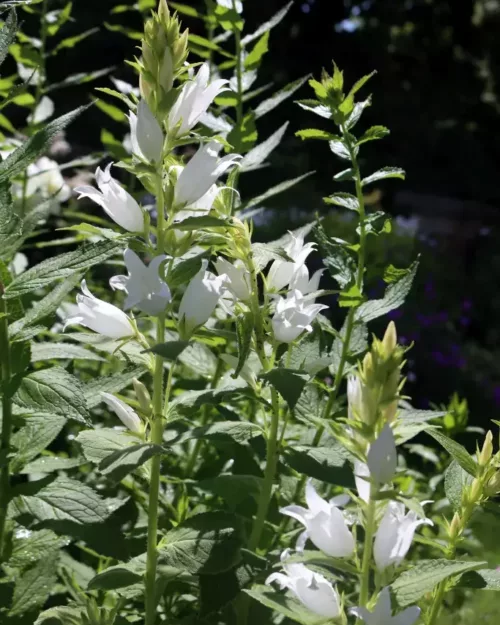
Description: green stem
xmin=0 ymin=285 xmax=12 ymax=560
xmin=144 ymin=174 xmax=167 ymax=625
xmin=358 ymin=487 xmax=377 ymax=608
xmin=248 ymin=387 xmax=280 ymax=551
xmin=230 ymin=0 xmax=243 ymax=214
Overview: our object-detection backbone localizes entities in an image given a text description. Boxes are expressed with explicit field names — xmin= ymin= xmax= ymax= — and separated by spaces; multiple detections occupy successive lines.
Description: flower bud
xmin=367 ymin=424 xmax=397 ymax=484
xmin=133 ymin=378 xmax=152 ymax=415
xmin=449 ymin=512 xmax=461 ymax=540
xmin=470 ymin=477 xmax=482 ymax=502
xmin=485 ymin=471 xmax=500 ymax=496
xmin=479 ymin=430 xmax=494 ymax=467
xmin=382 ymin=321 xmax=397 ymax=355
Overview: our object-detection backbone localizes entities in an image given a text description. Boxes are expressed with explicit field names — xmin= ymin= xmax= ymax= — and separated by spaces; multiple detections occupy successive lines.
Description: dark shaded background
xmin=14 ymin=0 xmax=500 ymax=425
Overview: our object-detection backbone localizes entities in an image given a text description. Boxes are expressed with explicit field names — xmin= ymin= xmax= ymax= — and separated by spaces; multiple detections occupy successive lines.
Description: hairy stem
xmin=145 ymin=174 xmax=167 ymax=625
xmin=230 ymin=0 xmax=243 ymax=214
xmin=0 ymin=285 xmax=12 ymax=560
xmin=358 ymin=487 xmax=377 ymax=608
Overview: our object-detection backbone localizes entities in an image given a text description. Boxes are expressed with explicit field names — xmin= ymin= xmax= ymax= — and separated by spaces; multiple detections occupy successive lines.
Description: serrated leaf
xmin=355 ymin=260 xmax=418 ymax=322
xmin=345 ymin=97 xmax=371 ymax=129
xmin=241 ymin=2 xmax=293 ymax=45
xmin=241 ymin=122 xmax=288 ymax=171
xmin=245 ymin=585 xmax=329 ymax=625
xmin=21 ymin=455 xmax=85 ymax=474
xmin=329 ymin=139 xmax=351 ymax=160
xmin=34 ymin=606 xmax=82 ymax=625
xmin=83 ymin=366 xmax=145 ymax=408
xmin=323 ymin=192 xmax=359 ymax=211
xmin=10 ymin=528 xmax=69 ymax=568
xmin=339 ymin=283 xmax=364 ymax=308
xmin=330 ymin=320 xmax=368 ymax=374
xmin=168 ymin=250 xmax=208 ymax=289
xmin=235 ymin=310 xmax=253 ymax=377
xmin=169 ymin=381 xmax=254 ymax=416
xmin=296 ymin=99 xmax=332 ymax=120
xmin=391 ymin=559 xmax=486 ymax=607
xmin=283 ymin=442 xmax=355 ymax=488
xmin=76 ymin=428 xmax=135 ymax=464
xmin=158 ymin=511 xmax=242 ymax=575
xmin=198 ymin=475 xmax=263 ymax=509
xmin=30 ymin=342 xmax=105 ymax=362
xmin=99 ymin=443 xmax=165 ymax=482
xmin=427 ymin=430 xmax=477 ymax=476
xmin=255 ymin=75 xmax=309 ymax=118
xmin=147 ymin=340 xmax=190 ymax=360
xmin=0 ymin=10 xmax=17 ymax=68
xmin=87 ymin=566 xmax=142 ymax=591
xmin=244 ymin=31 xmax=269 ymax=70
xmin=14 ymin=367 xmax=90 ymax=425
xmin=444 ymin=460 xmax=470 ymax=511
xmin=171 ymin=215 xmax=233 ymax=230
xmin=250 ymin=241 xmax=292 ymax=271
xmin=10 ymin=414 xmax=66 ymax=472
xmin=358 ymin=125 xmax=390 ymax=145
xmin=10 ymin=550 xmax=59 ymax=616
xmin=314 ymin=221 xmax=356 ymax=289
xmin=0 ymin=105 xmax=90 ymax=184
xmin=177 ymin=421 xmax=262 ymax=445
xmin=362 ymin=166 xmax=406 ymax=187
xmin=13 ymin=477 xmax=112 ymax=524
xmin=296 ymin=129 xmax=340 ymax=141
xmin=0 ymin=180 xmax=22 ymax=256
xmin=4 ymin=239 xmax=123 ymax=298
xmin=178 ymin=340 xmax=218 ymax=377
xmin=458 ymin=569 xmax=500 ymax=590
xmin=261 ymin=368 xmax=308 ymax=409
xmin=242 ymin=171 xmax=315 ymax=210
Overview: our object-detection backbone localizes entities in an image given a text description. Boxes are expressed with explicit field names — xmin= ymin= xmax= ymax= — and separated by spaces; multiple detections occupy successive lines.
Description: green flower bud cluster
xmin=81 ymin=598 xmax=119 ymax=625
xmin=139 ymin=0 xmax=188 ymax=118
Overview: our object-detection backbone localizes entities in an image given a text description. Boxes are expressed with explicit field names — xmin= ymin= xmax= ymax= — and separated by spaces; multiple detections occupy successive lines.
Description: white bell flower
xmin=128 ymin=100 xmax=164 ymax=163
xmin=64 ymin=280 xmax=136 ymax=339
xmin=168 ymin=62 xmax=229 ymax=137
xmin=290 ymin=265 xmax=324 ymax=297
xmin=214 ymin=257 xmax=251 ymax=301
xmin=74 ymin=163 xmax=144 ymax=233
xmin=354 ymin=460 xmax=371 ymax=503
xmin=374 ymin=501 xmax=433 ymax=571
xmin=347 ymin=375 xmax=377 ymax=425
xmin=266 ymin=550 xmax=341 ymax=619
xmin=272 ymin=290 xmax=327 ymax=344
xmin=367 ymin=424 xmax=397 ymax=484
xmin=267 ymin=231 xmax=316 ymax=292
xmin=174 ymin=142 xmax=241 ymax=209
xmin=280 ymin=479 xmax=355 ymax=557
xmin=101 ymin=392 xmax=142 ymax=434
xmin=26 ymin=156 xmax=71 ymax=202
xmin=178 ymin=259 xmax=228 ymax=338
xmin=109 ymin=249 xmax=171 ymax=316
xmin=350 ymin=587 xmax=420 ymax=625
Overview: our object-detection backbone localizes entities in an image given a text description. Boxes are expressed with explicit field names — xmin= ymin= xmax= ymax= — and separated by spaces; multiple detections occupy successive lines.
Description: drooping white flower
xmin=109 ymin=249 xmax=171 ymax=316
xmin=111 ymin=77 xmax=140 ymax=97
xmin=128 ymin=100 xmax=164 ymax=163
xmin=64 ymin=280 xmax=135 ymax=339
xmin=26 ymin=156 xmax=71 ymax=202
xmin=74 ymin=163 xmax=144 ymax=233
xmin=350 ymin=587 xmax=420 ymax=625
xmin=272 ymin=290 xmax=327 ymax=344
xmin=280 ymin=480 xmax=355 ymax=557
xmin=178 ymin=259 xmax=228 ymax=338
xmin=214 ymin=257 xmax=251 ymax=301
xmin=354 ymin=460 xmax=371 ymax=504
xmin=290 ymin=265 xmax=324 ymax=297
xmin=174 ymin=142 xmax=240 ymax=208
xmin=367 ymin=424 xmax=397 ymax=484
xmin=267 ymin=231 xmax=316 ymax=292
xmin=168 ymin=62 xmax=229 ymax=137
xmin=9 ymin=252 xmax=28 ymax=277
xmin=101 ymin=392 xmax=142 ymax=433
xmin=266 ymin=550 xmax=341 ymax=619
xmin=220 ymin=353 xmax=261 ymax=390
xmin=373 ymin=502 xmax=433 ymax=571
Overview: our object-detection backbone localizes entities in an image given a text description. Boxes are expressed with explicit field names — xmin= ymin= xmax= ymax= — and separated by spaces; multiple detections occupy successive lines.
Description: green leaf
xmin=241 ymin=2 xmax=293 ymax=45
xmin=333 ymin=167 xmax=355 ymax=181
xmin=30 ymin=342 xmax=105 ymax=362
xmin=14 ymin=367 xmax=90 ymax=425
xmin=283 ymin=442 xmax=355 ymax=488
xmin=147 ymin=340 xmax=190 ymax=360
xmin=235 ymin=311 xmax=254 ymax=378
xmin=427 ymin=430 xmax=477 ymax=476
xmin=296 ymin=99 xmax=332 ymax=120
xmin=21 ymin=455 xmax=85 ymax=474
xmin=242 ymin=171 xmax=315 ymax=210
xmin=244 ymin=31 xmax=269 ymax=71
xmin=358 ymin=125 xmax=390 ymax=145
xmin=169 ymin=2 xmax=200 ymax=18
xmin=458 ymin=569 xmax=500 ymax=590
xmin=362 ymin=166 xmax=406 ymax=187
xmin=95 ymin=97 xmax=128 ymax=122
xmin=345 ymin=97 xmax=371 ymax=129
xmin=10 ymin=528 xmax=69 ymax=568
xmin=83 ymin=366 xmax=146 ymax=409
xmin=245 ymin=585 xmax=329 ymax=625
xmin=444 ymin=460 xmax=470 ymax=511
xmin=158 ymin=511 xmax=242 ymax=574
xmin=76 ymin=428 xmax=135 ymax=464
xmin=198 ymin=475 xmax=263 ymax=509
xmin=254 ymin=74 xmax=309 ymax=119
xmin=4 ymin=239 xmax=122 ymax=298
xmin=168 ymin=250 xmax=208 ymax=289
xmin=10 ymin=550 xmax=59 ymax=615
xmin=261 ymin=368 xmax=309 ymax=409
xmin=241 ymin=122 xmax=288 ymax=171
xmin=314 ymin=221 xmax=356 ymax=289
xmin=323 ymin=192 xmax=359 ymax=211
xmin=10 ymin=414 xmax=66 ymax=472
xmin=103 ymin=21 xmax=142 ymax=40
xmin=45 ymin=2 xmax=72 ymax=37
xmin=51 ymin=27 xmax=98 ymax=55
xmin=0 ymin=179 xmax=22 ymax=256
xmin=339 ymin=283 xmax=365 ymax=308
xmin=34 ymin=606 xmax=82 ymax=625
xmin=179 ymin=421 xmax=262 ymax=445
xmin=169 ymin=382 xmax=255 ymax=417
xmin=295 ymin=384 xmax=326 ymax=425
xmin=227 ymin=112 xmax=258 ymax=153
xmin=395 ymin=408 xmax=443 ymax=444
xmin=171 ymin=215 xmax=233 ymax=230
xmin=13 ymin=477 xmax=113 ymax=524
xmin=296 ymin=128 xmax=340 ymax=141
xmin=286 ymin=549 xmax=358 ymax=575
xmin=250 ymin=241 xmax=293 ymax=271
xmin=214 ymin=4 xmax=244 ymax=31
xmin=355 ymin=260 xmax=419 ymax=322
xmin=87 ymin=566 xmax=141 ymax=591
xmin=0 ymin=9 xmax=17 ymax=68
xmin=178 ymin=341 xmax=218 ymax=377
xmin=99 ymin=443 xmax=164 ymax=482
xmin=391 ymin=559 xmax=486 ymax=607
xmin=0 ymin=105 xmax=90 ymax=184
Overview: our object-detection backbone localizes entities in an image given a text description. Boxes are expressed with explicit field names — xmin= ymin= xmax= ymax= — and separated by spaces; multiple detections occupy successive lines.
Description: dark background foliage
xmin=14 ymin=0 xmax=500 ymax=425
